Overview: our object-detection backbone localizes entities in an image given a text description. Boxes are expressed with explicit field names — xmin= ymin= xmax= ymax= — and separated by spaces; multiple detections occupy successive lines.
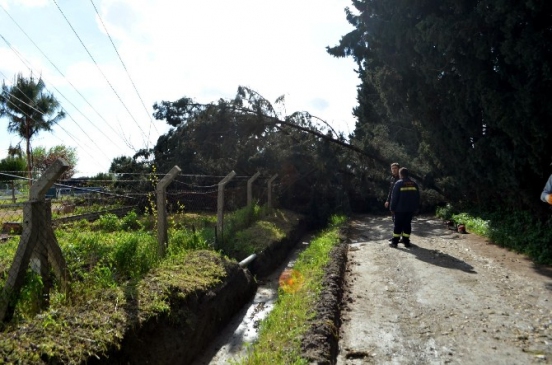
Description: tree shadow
xmin=396 ymin=244 xmax=477 ymax=273
xmin=411 ymin=216 xmax=465 ymax=239
xmin=348 ymin=216 xmax=476 ymax=273
xmin=530 ymin=263 xmax=552 ymax=292
xmin=413 ymin=216 xmax=552 ymax=290
xmin=347 ymin=215 xmax=394 ymax=242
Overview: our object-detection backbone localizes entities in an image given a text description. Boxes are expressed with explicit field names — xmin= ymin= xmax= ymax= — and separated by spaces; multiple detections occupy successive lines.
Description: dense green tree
xmin=329 ymin=0 xmax=552 ymax=214
xmin=151 ymin=87 xmax=358 ymax=225
xmin=0 ymin=74 xmax=66 ymax=186
xmin=109 ymin=154 xmax=151 ymax=193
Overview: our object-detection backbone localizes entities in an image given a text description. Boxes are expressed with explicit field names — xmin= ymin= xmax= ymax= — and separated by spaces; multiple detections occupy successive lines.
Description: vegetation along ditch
xmin=0 ymin=203 xmax=348 ymax=364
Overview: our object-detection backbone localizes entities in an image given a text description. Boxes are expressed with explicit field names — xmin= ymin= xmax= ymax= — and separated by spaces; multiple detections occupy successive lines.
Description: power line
xmin=54 ymin=110 xmax=114 ymax=163
xmin=0 ymin=6 xmax=130 ymax=145
xmin=0 ymin=91 xmax=107 ymax=172
xmin=88 ymin=0 xmax=160 ymax=138
xmin=52 ymin=0 xmax=150 ymax=148
xmin=0 ymin=36 xmax=121 ymax=147
xmin=46 ymin=126 xmax=108 ymax=172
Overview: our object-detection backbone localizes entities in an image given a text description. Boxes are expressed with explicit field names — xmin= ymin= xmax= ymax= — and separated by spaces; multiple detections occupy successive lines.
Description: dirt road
xmin=338 ymin=215 xmax=552 ymax=364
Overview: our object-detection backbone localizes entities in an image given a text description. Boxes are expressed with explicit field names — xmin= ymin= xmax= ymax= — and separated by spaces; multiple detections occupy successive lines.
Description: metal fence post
xmin=216 ymin=170 xmax=236 ymax=248
xmin=268 ymin=174 xmax=278 ymax=209
xmin=247 ymin=171 xmax=261 ymax=208
xmin=156 ymin=166 xmax=181 ymax=258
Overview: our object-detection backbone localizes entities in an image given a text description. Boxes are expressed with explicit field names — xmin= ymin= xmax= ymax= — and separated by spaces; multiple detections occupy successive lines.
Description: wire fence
xmin=0 ymin=177 xmax=138 ymax=234
xmin=0 ymin=170 xmax=279 ymax=238
xmin=0 ymin=163 xmax=282 ymax=321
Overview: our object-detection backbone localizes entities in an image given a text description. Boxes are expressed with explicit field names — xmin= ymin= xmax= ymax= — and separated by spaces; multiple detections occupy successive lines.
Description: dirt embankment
xmin=337 ymin=215 xmax=552 ymax=365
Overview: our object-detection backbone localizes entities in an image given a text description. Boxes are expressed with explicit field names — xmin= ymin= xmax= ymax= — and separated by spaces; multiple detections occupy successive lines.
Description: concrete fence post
xmin=268 ymin=174 xmax=278 ymax=209
xmin=216 ymin=170 xmax=236 ymax=248
xmin=247 ymin=171 xmax=261 ymax=208
xmin=0 ymin=158 xmax=70 ymax=322
xmin=156 ymin=166 xmax=181 ymax=258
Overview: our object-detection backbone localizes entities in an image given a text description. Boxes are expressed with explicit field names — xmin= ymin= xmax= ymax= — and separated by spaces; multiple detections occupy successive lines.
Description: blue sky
xmin=0 ymin=0 xmax=358 ymax=177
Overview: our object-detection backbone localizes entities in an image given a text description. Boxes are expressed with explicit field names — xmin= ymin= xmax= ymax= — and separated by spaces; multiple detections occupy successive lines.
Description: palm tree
xmin=0 ymin=73 xmax=66 ymax=187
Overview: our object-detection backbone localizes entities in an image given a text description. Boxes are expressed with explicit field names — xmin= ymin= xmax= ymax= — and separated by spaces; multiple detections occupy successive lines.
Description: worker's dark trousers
xmin=393 ymin=211 xmax=414 ymax=239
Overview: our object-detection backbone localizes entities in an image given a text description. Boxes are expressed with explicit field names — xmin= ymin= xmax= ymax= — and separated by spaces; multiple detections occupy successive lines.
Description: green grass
xmin=226 ymin=209 xmax=302 ymax=260
xmin=0 ymin=207 xmax=262 ymax=321
xmin=0 ymin=204 xmax=302 ymax=363
xmin=236 ymin=214 xmax=346 ymax=364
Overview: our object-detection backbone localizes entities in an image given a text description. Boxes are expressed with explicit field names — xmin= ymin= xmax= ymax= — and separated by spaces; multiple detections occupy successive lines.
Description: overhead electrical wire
xmin=0 ymin=35 xmax=122 ymax=148
xmin=52 ymin=0 xmax=151 ymax=148
xmin=0 ymin=3 xmax=159 ymax=174
xmin=0 ymin=90 xmax=107 ymax=171
xmin=88 ymin=0 xmax=160 ymax=138
xmin=0 ymin=5 xmax=131 ymax=145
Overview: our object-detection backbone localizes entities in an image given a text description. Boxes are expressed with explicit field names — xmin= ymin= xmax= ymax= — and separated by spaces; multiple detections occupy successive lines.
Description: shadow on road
xmin=531 ymin=263 xmax=552 ymax=292
xmin=411 ymin=216 xmax=464 ymax=238
xmin=396 ymin=244 xmax=477 ymax=274
xmin=404 ymin=217 xmax=477 ymax=273
xmin=349 ymin=215 xmax=476 ymax=273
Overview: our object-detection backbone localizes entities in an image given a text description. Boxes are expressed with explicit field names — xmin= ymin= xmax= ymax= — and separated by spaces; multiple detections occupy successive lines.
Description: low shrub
xmin=435 ymin=204 xmax=552 ymax=265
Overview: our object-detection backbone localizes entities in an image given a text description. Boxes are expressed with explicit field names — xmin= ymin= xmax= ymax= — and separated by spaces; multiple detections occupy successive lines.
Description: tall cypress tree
xmin=329 ymin=0 xmax=552 ymax=212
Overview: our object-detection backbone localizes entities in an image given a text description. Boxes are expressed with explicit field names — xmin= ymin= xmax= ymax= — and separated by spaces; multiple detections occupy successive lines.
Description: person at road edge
xmin=390 ymin=167 xmax=420 ymax=248
xmin=541 ymin=173 xmax=552 ymax=205
xmin=385 ymin=162 xmax=400 ymax=242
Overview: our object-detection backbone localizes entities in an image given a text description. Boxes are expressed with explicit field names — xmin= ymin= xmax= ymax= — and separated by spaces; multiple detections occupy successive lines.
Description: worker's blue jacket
xmin=390 ymin=177 xmax=420 ymax=212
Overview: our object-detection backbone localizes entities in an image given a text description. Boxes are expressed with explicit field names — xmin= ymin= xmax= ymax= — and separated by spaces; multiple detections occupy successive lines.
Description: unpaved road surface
xmin=338 ymin=215 xmax=552 ymax=364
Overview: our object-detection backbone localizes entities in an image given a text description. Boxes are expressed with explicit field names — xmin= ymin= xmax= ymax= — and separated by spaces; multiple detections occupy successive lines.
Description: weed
xmin=435 ymin=203 xmax=455 ymax=221
xmin=97 ymin=213 xmax=121 ymax=232
xmin=168 ymin=228 xmax=210 ymax=253
xmin=0 ymin=201 xmax=303 ymax=363
xmin=121 ymin=210 xmax=142 ymax=231
xmin=14 ymin=271 xmax=44 ymax=319
xmin=112 ymin=233 xmax=158 ymax=280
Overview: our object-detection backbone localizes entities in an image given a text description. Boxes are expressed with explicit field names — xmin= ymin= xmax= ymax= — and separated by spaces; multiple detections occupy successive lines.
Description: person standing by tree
xmin=389 ymin=167 xmax=420 ymax=248
xmin=385 ymin=162 xmax=400 ymax=242
xmin=385 ymin=163 xmax=400 ymax=210
xmin=0 ymin=73 xmax=66 ymax=188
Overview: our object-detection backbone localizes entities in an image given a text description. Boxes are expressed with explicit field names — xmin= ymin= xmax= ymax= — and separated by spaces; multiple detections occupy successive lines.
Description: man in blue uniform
xmin=389 ymin=167 xmax=420 ymax=248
